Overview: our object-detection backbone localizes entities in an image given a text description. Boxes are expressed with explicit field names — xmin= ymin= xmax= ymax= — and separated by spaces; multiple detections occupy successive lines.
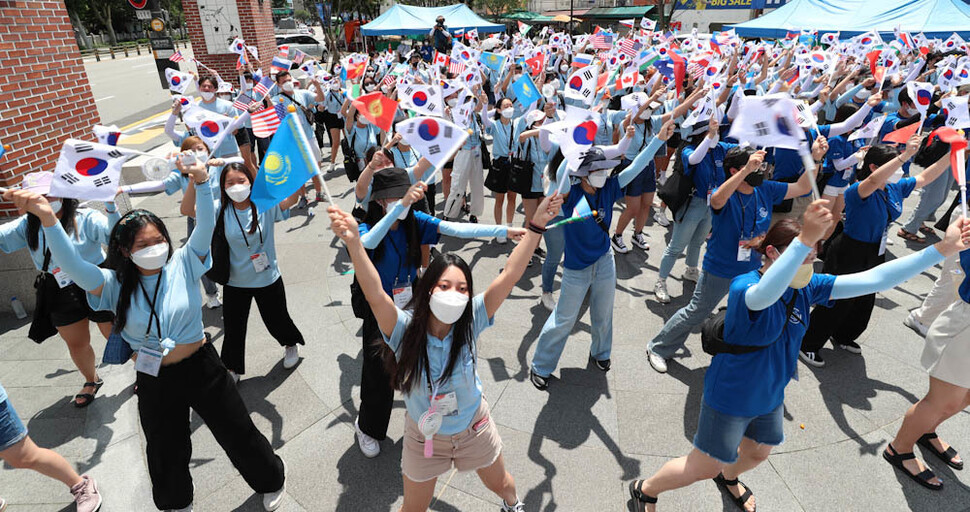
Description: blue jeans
xmin=541 ymin=217 xmax=566 ymax=294
xmin=531 ymin=251 xmax=615 ymax=377
xmin=0 ymin=399 xmax=28 ymax=451
xmin=902 ymin=169 xmax=954 ymax=233
xmin=648 ymin=271 xmax=732 ymax=358
xmin=187 ymin=216 xmax=219 ymax=296
xmin=658 ymin=198 xmax=712 ymax=280
xmin=693 ymin=400 xmax=784 ymax=464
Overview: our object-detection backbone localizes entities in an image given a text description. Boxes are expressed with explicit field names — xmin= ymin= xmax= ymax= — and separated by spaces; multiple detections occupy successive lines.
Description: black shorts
xmin=234 ymin=127 xmax=251 ymax=147
xmin=322 ymin=111 xmax=342 ymax=130
xmin=519 ymin=189 xmax=543 ymax=200
xmin=49 ymin=282 xmax=113 ymax=327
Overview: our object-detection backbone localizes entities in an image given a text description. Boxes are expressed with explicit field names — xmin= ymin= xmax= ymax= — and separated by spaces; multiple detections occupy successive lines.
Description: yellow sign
xmin=150 ymin=18 xmax=164 ymax=32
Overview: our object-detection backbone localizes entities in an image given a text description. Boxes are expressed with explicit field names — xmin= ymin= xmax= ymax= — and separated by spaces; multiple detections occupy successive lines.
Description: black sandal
xmin=883 ymin=443 xmax=943 ymax=490
xmin=918 ymin=433 xmax=964 ymax=470
xmin=73 ymin=379 xmax=104 ymax=408
xmin=628 ymin=480 xmax=657 ymax=511
xmin=713 ymin=473 xmax=755 ymax=511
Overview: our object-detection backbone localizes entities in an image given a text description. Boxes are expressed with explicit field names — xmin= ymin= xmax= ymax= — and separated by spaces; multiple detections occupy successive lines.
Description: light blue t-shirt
xmin=273 ymin=89 xmax=318 ymax=138
xmin=224 ymin=205 xmax=290 ymax=288
xmin=486 ymin=117 xmax=515 ymax=159
xmin=348 ymin=124 xmax=380 ymax=163
xmin=624 ymin=115 xmax=664 ymax=161
xmin=324 ymin=89 xmax=345 ymax=114
xmin=383 ymin=293 xmax=494 ymax=435
xmin=197 ymin=98 xmax=241 ymax=157
xmin=88 ymin=246 xmax=213 ymax=353
xmin=0 ymin=209 xmax=116 ymax=272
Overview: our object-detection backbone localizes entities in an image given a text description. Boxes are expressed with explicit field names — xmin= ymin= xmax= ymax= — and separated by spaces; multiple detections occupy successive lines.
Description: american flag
xmin=251 ymin=104 xmax=286 ymax=138
xmin=169 ymin=50 xmax=185 ymax=63
xmin=380 ymin=73 xmax=395 ymax=89
xmin=619 ymin=38 xmax=638 ymax=58
xmin=448 ymin=59 xmax=467 ymax=75
xmin=292 ymin=49 xmax=307 ymax=65
xmin=232 ymin=93 xmax=255 ymax=112
xmin=592 ymin=32 xmax=614 ymax=50
xmin=253 ymin=76 xmax=275 ymax=99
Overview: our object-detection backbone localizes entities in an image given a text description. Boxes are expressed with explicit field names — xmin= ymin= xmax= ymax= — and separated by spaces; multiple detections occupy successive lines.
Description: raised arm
xmin=688 ymin=118 xmax=720 ymax=166
xmin=827 ymin=93 xmax=878 ymax=136
xmin=185 ymin=163 xmax=214 ymax=260
xmin=711 ymin=150 xmax=765 ymax=210
xmin=857 ymin=134 xmax=920 ymax=199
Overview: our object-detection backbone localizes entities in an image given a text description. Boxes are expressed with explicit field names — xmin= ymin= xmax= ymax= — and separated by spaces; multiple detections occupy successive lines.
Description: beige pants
xmin=444 ymin=148 xmax=484 ymax=218
xmin=912 ymin=253 xmax=963 ymax=326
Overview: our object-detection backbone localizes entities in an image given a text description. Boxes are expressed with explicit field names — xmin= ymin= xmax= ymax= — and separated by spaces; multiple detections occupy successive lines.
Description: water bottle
xmin=10 ymin=297 xmax=27 ymax=319
xmin=307 ymin=206 xmax=315 ymax=218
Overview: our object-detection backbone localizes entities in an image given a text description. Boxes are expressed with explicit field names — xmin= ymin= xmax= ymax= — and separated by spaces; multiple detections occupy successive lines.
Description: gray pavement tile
xmin=615 ymin=390 xmax=699 ymax=458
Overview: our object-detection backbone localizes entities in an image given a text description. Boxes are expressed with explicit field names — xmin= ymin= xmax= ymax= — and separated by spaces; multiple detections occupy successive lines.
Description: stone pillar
xmin=182 ymin=0 xmax=277 ymax=80
xmin=0 ymin=0 xmax=101 ymax=217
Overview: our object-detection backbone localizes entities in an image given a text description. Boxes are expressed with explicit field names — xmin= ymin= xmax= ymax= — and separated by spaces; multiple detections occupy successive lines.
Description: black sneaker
xmin=529 ymin=369 xmax=549 ymax=390
xmin=469 ymin=215 xmax=478 ymax=223
xmin=799 ymin=350 xmax=825 ymax=367
xmin=534 ymin=246 xmax=546 ymax=258
xmin=589 ymin=355 xmax=611 ymax=371
xmin=837 ymin=340 xmax=862 ymax=354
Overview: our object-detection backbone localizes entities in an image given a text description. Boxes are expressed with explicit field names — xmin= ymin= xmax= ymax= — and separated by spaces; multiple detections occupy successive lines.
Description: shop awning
xmin=543 ymin=9 xmax=590 ymax=17
xmin=579 ymin=6 xmax=654 ymax=19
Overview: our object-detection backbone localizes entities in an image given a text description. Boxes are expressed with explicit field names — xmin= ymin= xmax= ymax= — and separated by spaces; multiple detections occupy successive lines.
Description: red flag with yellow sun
xmin=352 ymin=92 xmax=399 ymax=132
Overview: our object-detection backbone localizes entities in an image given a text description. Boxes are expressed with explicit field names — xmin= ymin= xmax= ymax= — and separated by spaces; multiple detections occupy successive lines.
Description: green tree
xmin=476 ymin=0 xmax=523 ymax=18
xmin=294 ymin=9 xmax=313 ymax=23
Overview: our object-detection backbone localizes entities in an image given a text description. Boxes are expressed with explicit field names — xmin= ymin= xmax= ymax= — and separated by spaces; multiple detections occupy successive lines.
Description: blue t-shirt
xmin=704 ymin=271 xmax=837 ymax=417
xmin=822 ymin=133 xmax=855 ymax=188
xmin=624 ymin=116 xmax=663 ymax=161
xmin=0 ymin=209 xmax=115 ymax=272
xmin=842 ymin=177 xmax=916 ymax=244
xmin=562 ymin=178 xmax=623 ymax=270
xmin=383 ymin=294 xmax=493 ymax=435
xmin=348 ymin=124 xmax=380 ymax=162
xmin=704 ymin=181 xmax=788 ymax=279
xmin=486 ymin=118 xmax=515 ymax=158
xmin=359 ymin=211 xmax=441 ymax=296
xmin=88 ymin=245 xmax=213 ymax=352
xmin=197 ymin=99 xmax=241 ymax=157
xmin=771 ymin=126 xmax=831 ymax=183
xmin=224 ymin=205 xmax=290 ymax=288
xmin=957 ymin=251 xmax=970 ymax=304
xmin=683 ymin=141 xmax=735 ymax=200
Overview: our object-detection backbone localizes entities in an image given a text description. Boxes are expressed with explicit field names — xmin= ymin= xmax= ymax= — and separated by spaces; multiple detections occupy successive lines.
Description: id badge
xmin=135 ymin=347 xmax=163 ymax=377
xmin=878 ymin=228 xmax=888 ymax=256
xmin=250 ymin=252 xmax=270 ymax=273
xmin=52 ymin=267 xmax=74 ymax=288
xmin=737 ymin=240 xmax=751 ymax=262
xmin=843 ymin=169 xmax=853 ymax=181
xmin=393 ymin=280 xmax=412 ymax=308
xmin=433 ymin=391 xmax=459 ymax=417
xmin=707 ymin=188 xmax=713 ymax=206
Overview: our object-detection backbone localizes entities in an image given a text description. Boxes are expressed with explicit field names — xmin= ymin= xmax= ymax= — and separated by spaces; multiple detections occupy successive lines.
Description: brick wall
xmin=182 ymin=0 xmax=277 ymax=80
xmin=0 ymin=1 xmax=101 ymax=217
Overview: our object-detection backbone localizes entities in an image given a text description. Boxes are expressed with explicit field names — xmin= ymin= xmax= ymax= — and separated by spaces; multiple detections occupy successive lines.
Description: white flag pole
xmin=957 ymin=147 xmax=967 ymax=220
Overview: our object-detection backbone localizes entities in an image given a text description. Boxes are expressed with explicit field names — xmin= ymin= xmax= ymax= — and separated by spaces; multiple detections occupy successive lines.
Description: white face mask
xmin=244 ymin=82 xmax=254 ymax=92
xmin=226 ymin=183 xmax=251 ymax=203
xmin=381 ymin=85 xmax=391 ymax=94
xmin=194 ymin=150 xmax=209 ymax=163
xmin=446 ymin=97 xmax=458 ymax=107
xmin=501 ymin=107 xmax=514 ymax=119
xmin=281 ymin=81 xmax=295 ymax=93
xmin=549 ymin=79 xmax=561 ymax=90
xmin=48 ymin=200 xmax=62 ymax=215
xmin=364 ymin=84 xmax=375 ymax=92
xmin=639 ymin=109 xmax=652 ymax=120
xmin=513 ymin=73 xmax=523 ymax=81
xmin=131 ymin=243 xmax=169 ymax=271
xmin=790 ymin=263 xmax=814 ymax=289
xmin=200 ymin=91 xmax=215 ymax=101
xmin=429 ymin=290 xmax=469 ymax=324
xmin=587 ymin=171 xmax=608 ymax=188
xmin=359 ymin=116 xmax=370 ymax=125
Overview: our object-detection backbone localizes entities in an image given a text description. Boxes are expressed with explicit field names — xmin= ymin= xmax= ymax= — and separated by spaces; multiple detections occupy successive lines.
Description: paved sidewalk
xmin=1 ymin=163 xmax=970 ymax=511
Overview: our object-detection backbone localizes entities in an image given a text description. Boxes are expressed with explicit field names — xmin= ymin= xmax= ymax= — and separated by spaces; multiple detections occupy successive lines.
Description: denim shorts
xmin=0 ymin=399 xmax=28 ymax=452
xmin=623 ymin=159 xmax=657 ymax=197
xmin=692 ymin=400 xmax=784 ymax=464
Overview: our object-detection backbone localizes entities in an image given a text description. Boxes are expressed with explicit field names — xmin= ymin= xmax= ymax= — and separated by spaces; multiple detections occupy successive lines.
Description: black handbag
xmin=342 ymin=129 xmax=361 ymax=182
xmin=657 ymin=160 xmax=696 ymax=222
xmin=478 ymin=115 xmax=491 ymax=170
xmin=28 ymin=247 xmax=58 ymax=344
xmin=509 ymin=139 xmax=535 ymax=195
xmin=485 ymin=156 xmax=511 ymax=192
xmin=206 ymin=209 xmax=231 ymax=285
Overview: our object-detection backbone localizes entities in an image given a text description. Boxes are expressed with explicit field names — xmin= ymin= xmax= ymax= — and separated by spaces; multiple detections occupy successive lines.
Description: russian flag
xmin=572 ymin=54 xmax=593 ymax=68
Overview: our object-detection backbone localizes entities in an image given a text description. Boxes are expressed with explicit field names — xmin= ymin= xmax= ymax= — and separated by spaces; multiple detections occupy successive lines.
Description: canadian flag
xmin=616 ymin=69 xmax=639 ymax=89
xmin=433 ymin=51 xmax=449 ymax=68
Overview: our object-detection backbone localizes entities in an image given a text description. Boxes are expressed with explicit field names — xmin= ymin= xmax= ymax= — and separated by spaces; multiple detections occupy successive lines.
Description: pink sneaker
xmin=70 ymin=475 xmax=102 ymax=512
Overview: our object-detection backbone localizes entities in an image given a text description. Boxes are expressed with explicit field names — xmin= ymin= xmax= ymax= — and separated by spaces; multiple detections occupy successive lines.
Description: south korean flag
xmin=165 ymin=68 xmax=194 ymax=94
xmin=564 ymin=65 xmax=600 ymax=106
xmin=399 ymin=84 xmax=445 ymax=117
xmin=50 ymin=140 xmax=142 ymax=202
xmin=396 ymin=116 xmax=469 ymax=169
xmin=182 ymin=109 xmax=235 ymax=154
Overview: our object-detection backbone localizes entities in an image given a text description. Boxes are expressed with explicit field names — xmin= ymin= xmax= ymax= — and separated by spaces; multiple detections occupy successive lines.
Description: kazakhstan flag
xmin=251 ymin=113 xmax=318 ymax=213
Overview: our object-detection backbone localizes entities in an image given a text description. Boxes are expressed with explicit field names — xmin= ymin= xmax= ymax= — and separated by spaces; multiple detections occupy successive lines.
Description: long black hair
xmin=391 ymin=252 xmax=475 ymax=392
xmin=219 ymin=163 xmax=258 ymax=234
xmin=102 ymin=210 xmax=174 ymax=335
xmin=857 ymin=144 xmax=900 ymax=181
xmin=27 ymin=198 xmax=79 ymax=251
xmin=362 ymin=195 xmax=422 ymax=269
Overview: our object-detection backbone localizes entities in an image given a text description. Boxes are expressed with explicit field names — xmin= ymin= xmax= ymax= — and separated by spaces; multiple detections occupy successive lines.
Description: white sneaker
xmin=166 ymin=506 xmax=192 ymax=512
xmin=541 ymin=292 xmax=556 ymax=312
xmin=262 ymin=459 xmax=286 ymax=511
xmin=654 ymin=209 xmax=671 ymax=227
xmin=501 ymin=499 xmax=526 ymax=512
xmin=683 ymin=266 xmax=700 ymax=283
xmin=228 ymin=370 xmax=240 ymax=384
xmin=497 ymin=234 xmax=508 ymax=244
xmin=631 ymin=232 xmax=649 ymax=250
xmin=283 ymin=346 xmax=300 ymax=369
xmin=354 ymin=417 xmax=380 ymax=458
xmin=647 ymin=350 xmax=668 ymax=373
xmin=611 ymin=234 xmax=631 ymax=254
xmin=903 ymin=311 xmax=929 ymax=338
xmin=654 ymin=280 xmax=670 ymax=303
xmin=205 ymin=293 xmax=222 ymax=309
xmin=327 ymin=162 xmax=335 ymax=173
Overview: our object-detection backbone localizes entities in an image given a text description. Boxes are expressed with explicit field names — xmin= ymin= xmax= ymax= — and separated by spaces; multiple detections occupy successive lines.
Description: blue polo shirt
xmin=562 ymin=178 xmax=623 ymax=270
xmin=486 ymin=117 xmax=515 ymax=158
xmin=704 ymin=181 xmax=788 ymax=279
xmin=704 ymin=271 xmax=836 ymax=417
xmin=223 ymin=205 xmax=290 ymax=289
xmin=771 ymin=126 xmax=831 ymax=183
xmin=822 ymin=133 xmax=856 ymax=188
xmin=359 ymin=211 xmax=441 ymax=296
xmin=683 ymin=141 xmax=735 ymax=200
xmin=842 ymin=177 xmax=916 ymax=244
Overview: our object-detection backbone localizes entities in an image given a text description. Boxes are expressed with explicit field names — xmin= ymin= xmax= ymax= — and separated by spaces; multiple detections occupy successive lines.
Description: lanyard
xmin=500 ymin=120 xmax=511 ymax=154
xmin=738 ymin=193 xmax=757 ymax=239
xmin=139 ymin=272 xmax=163 ymax=342
xmin=384 ymin=230 xmax=409 ymax=285
xmin=230 ymin=207 xmax=263 ymax=249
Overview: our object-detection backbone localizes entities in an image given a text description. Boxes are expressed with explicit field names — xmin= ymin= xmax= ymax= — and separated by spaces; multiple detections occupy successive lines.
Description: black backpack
xmin=701 ymin=290 xmax=799 ymax=356
xmin=657 ymin=156 xmax=695 ymax=222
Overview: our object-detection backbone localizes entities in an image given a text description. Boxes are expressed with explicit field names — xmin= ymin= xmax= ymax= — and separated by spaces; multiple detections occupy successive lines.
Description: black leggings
xmin=136 ymin=343 xmax=284 ymax=510
xmin=220 ymin=276 xmax=305 ymax=374
xmin=358 ymin=310 xmax=394 ymax=441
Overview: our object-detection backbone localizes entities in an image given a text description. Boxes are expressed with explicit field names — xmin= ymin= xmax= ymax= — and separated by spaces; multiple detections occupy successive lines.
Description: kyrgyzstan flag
xmin=352 ymin=92 xmax=399 ymax=132
xmin=882 ymin=121 xmax=920 ymax=144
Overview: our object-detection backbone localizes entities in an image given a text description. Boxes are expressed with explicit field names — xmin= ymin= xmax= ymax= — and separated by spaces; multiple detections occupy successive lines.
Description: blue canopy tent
xmin=361 ymin=4 xmax=505 ymax=36
xmin=728 ymin=0 xmax=970 ymax=39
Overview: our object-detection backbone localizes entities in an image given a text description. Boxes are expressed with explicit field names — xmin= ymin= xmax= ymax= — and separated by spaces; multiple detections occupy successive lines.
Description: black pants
xmin=256 ymin=135 xmax=271 ymax=165
xmin=136 ymin=343 xmax=284 ymax=510
xmin=358 ymin=310 xmax=394 ymax=441
xmin=221 ymin=276 xmax=305 ymax=374
xmin=802 ymin=232 xmax=885 ymax=352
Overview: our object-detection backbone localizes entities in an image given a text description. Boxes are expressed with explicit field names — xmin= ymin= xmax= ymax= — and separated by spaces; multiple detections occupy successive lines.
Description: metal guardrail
xmin=79 ymin=40 xmax=191 ymax=61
